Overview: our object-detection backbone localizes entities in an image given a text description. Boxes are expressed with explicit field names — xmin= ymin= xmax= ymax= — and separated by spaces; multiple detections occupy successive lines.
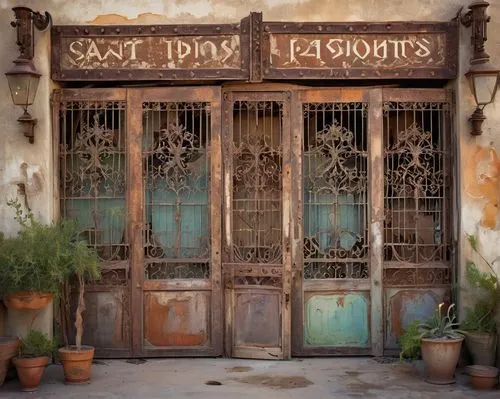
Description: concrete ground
xmin=0 ymin=357 xmax=497 ymax=398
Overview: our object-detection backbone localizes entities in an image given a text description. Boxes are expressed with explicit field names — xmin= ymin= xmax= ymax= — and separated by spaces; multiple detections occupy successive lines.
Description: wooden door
xmin=291 ymin=88 xmax=384 ymax=356
xmin=128 ymin=87 xmax=223 ymax=357
xmin=222 ymin=89 xmax=292 ymax=359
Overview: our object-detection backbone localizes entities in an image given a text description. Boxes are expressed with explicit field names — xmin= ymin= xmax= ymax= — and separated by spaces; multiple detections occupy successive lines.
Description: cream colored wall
xmin=0 ymin=0 xmax=499 ymax=333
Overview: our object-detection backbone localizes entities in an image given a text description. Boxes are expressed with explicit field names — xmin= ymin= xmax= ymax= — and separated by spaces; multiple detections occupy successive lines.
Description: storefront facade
xmin=0 ymin=0 xmax=499 ymax=359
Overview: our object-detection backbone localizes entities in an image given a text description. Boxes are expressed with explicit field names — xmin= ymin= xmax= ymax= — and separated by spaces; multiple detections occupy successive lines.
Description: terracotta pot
xmin=0 ymin=337 xmax=20 ymax=386
xmin=465 ymin=332 xmax=496 ymax=366
xmin=467 ymin=365 xmax=498 ymax=390
xmin=421 ymin=337 xmax=464 ymax=384
xmin=59 ymin=346 xmax=95 ymax=384
xmin=13 ymin=356 xmax=49 ymax=392
xmin=4 ymin=291 xmax=53 ymax=310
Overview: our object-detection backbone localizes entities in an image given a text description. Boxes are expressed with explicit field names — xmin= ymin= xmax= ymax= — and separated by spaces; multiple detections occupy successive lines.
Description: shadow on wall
xmin=464 ymin=144 xmax=500 ymax=229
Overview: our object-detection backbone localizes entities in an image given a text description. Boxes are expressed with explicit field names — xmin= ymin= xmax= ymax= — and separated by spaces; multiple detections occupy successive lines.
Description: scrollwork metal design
xmin=303 ymin=103 xmax=368 ymax=279
xmin=231 ymin=101 xmax=283 ymax=264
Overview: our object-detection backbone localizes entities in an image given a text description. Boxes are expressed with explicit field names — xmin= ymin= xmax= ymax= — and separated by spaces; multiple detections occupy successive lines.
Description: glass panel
xmin=59 ymin=101 xmax=128 ymax=266
xmin=383 ymin=101 xmax=451 ymax=287
xmin=302 ymin=102 xmax=368 ymax=280
xmin=142 ymin=102 xmax=211 ymax=279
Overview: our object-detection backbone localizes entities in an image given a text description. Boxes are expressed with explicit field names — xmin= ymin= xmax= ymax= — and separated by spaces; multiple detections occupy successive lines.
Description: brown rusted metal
xmin=55 ymin=85 xmax=455 ymax=359
xmin=51 ymin=21 xmax=250 ymax=81
xmin=262 ymin=21 xmax=458 ymax=79
xmin=132 ymin=86 xmax=222 ymax=357
xmin=249 ymin=12 xmax=263 ymax=82
xmin=222 ymin=88 xmax=291 ymax=359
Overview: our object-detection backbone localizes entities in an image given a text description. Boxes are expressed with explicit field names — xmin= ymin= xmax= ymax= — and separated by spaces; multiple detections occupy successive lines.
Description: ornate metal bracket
xmin=10 ymin=6 xmax=51 ymax=61
xmin=460 ymin=0 xmax=491 ymax=64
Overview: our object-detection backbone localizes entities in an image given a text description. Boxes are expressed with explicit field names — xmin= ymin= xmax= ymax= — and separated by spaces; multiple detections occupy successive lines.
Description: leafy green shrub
xmin=399 ymin=321 xmax=422 ymax=361
xmin=19 ymin=330 xmax=57 ymax=358
xmin=461 ymin=234 xmax=500 ymax=333
xmin=0 ymin=199 xmax=100 ymax=297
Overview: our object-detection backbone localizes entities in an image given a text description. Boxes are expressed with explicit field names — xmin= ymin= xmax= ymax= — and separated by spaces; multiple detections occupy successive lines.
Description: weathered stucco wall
xmin=0 ymin=0 xmax=499 ymax=336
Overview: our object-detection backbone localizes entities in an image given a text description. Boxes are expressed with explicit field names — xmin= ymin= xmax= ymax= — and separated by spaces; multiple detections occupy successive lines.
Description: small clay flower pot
xmin=0 ymin=337 xmax=20 ymax=386
xmin=13 ymin=356 xmax=49 ymax=392
xmin=4 ymin=291 xmax=53 ymax=310
xmin=467 ymin=365 xmax=498 ymax=390
xmin=59 ymin=346 xmax=95 ymax=384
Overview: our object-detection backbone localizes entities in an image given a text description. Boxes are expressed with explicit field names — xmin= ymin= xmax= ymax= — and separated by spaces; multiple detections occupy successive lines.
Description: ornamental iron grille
xmin=142 ymin=102 xmax=211 ymax=280
xmin=302 ymin=103 xmax=369 ymax=280
xmin=231 ymin=101 xmax=283 ymax=268
xmin=383 ymin=101 xmax=451 ymax=287
xmin=59 ymin=100 xmax=129 ymax=281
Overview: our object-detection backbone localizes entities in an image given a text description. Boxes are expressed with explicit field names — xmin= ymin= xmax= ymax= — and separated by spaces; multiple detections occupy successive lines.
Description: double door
xmin=56 ymin=85 xmax=452 ymax=359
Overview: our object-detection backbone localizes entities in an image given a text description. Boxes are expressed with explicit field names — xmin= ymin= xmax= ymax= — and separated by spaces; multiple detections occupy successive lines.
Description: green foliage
xmin=19 ymin=330 xmax=57 ymax=358
xmin=462 ymin=235 xmax=500 ymax=333
xmin=0 ymin=199 xmax=101 ymax=297
xmin=461 ymin=300 xmax=496 ymax=332
xmin=419 ymin=303 xmax=465 ymax=339
xmin=399 ymin=321 xmax=422 ymax=361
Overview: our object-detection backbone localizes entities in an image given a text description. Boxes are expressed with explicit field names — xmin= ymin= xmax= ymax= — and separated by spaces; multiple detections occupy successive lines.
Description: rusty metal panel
xmin=385 ymin=288 xmax=448 ymax=349
xmin=234 ymin=290 xmax=281 ymax=347
xmin=52 ymin=21 xmax=250 ymax=81
xmin=70 ymin=290 xmax=129 ymax=350
xmin=304 ymin=292 xmax=370 ymax=347
xmin=144 ymin=291 xmax=210 ymax=347
xmin=262 ymin=22 xmax=458 ymax=79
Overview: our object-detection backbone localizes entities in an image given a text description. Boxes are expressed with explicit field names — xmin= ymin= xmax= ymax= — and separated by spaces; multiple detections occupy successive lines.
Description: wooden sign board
xmin=262 ymin=22 xmax=458 ymax=79
xmin=51 ymin=22 xmax=250 ymax=81
xmin=51 ymin=16 xmax=458 ymax=81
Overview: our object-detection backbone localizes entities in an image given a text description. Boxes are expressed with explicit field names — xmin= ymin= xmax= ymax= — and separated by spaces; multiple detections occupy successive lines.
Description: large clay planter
xmin=465 ymin=332 xmax=496 ymax=366
xmin=0 ymin=337 xmax=20 ymax=386
xmin=59 ymin=346 xmax=95 ymax=384
xmin=467 ymin=365 xmax=498 ymax=390
xmin=421 ymin=337 xmax=464 ymax=384
xmin=13 ymin=356 xmax=49 ymax=392
xmin=4 ymin=291 xmax=53 ymax=310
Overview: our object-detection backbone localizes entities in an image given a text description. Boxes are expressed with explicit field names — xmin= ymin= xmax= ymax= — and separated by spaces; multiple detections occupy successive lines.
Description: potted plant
xmin=461 ymin=234 xmax=500 ymax=366
xmin=0 ymin=199 xmax=101 ymax=383
xmin=12 ymin=329 xmax=56 ymax=391
xmin=0 ymin=200 xmax=78 ymax=310
xmin=58 ymin=239 xmax=100 ymax=384
xmin=419 ymin=303 xmax=465 ymax=384
xmin=399 ymin=303 xmax=464 ymax=384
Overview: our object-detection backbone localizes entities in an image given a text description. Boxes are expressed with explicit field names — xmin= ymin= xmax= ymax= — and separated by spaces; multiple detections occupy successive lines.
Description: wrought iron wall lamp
xmin=5 ymin=7 xmax=51 ymax=143
xmin=461 ymin=1 xmax=499 ymax=136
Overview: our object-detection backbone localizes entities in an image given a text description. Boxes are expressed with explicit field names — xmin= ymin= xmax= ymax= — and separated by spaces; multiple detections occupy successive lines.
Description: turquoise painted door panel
xmin=147 ymin=171 xmax=209 ymax=259
xmin=304 ymin=293 xmax=369 ymax=347
xmin=66 ymin=198 xmax=126 ymax=244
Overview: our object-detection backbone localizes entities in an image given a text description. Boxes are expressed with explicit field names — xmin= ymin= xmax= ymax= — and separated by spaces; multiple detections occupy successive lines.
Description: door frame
xmin=221 ymin=87 xmax=293 ymax=359
xmin=127 ymin=87 xmax=223 ymax=357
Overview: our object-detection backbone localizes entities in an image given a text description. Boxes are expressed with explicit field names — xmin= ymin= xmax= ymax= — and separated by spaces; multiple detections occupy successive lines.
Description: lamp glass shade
xmin=469 ymin=71 xmax=499 ymax=106
xmin=6 ymin=72 xmax=40 ymax=108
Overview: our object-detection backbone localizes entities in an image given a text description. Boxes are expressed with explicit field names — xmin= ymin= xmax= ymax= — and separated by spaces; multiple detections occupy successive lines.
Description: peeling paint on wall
xmin=463 ymin=144 xmax=500 ymax=229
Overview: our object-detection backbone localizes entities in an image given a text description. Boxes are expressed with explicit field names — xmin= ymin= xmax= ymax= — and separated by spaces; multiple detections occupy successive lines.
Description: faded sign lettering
xmin=61 ymin=35 xmax=241 ymax=69
xmin=269 ymin=33 xmax=445 ymax=69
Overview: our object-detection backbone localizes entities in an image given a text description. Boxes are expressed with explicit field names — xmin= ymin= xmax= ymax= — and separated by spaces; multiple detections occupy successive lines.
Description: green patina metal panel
xmin=304 ymin=293 xmax=369 ymax=347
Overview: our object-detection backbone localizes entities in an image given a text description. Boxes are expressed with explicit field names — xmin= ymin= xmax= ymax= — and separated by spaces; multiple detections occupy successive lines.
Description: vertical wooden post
xmin=127 ymin=89 xmax=144 ymax=356
xmin=290 ymin=90 xmax=303 ymax=356
xmin=369 ymin=88 xmax=384 ymax=357
xmin=222 ymin=90 xmax=233 ymax=358
xmin=282 ymin=91 xmax=292 ymax=360
xmin=210 ymin=89 xmax=223 ymax=356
